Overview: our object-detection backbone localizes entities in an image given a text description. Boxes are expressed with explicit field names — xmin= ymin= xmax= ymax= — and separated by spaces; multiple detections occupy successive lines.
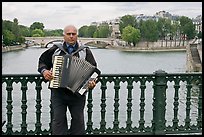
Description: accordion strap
xmin=54 ymin=43 xmax=88 ymax=56
xmin=54 ymin=43 xmax=68 ymax=54
xmin=71 ymin=45 xmax=89 ymax=56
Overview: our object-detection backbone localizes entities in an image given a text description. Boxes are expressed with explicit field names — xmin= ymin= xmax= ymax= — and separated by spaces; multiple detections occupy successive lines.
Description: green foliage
xmin=179 ymin=16 xmax=196 ymax=40
xmin=121 ymin=25 xmax=141 ymax=46
xmin=131 ymin=29 xmax=141 ymax=46
xmin=2 ymin=20 xmax=13 ymax=32
xmin=18 ymin=36 xmax=26 ymax=43
xmin=44 ymin=29 xmax=63 ymax=36
xmin=2 ymin=18 xmax=65 ymax=46
xmin=19 ymin=25 xmax=32 ymax=37
xmin=78 ymin=25 xmax=89 ymax=37
xmin=78 ymin=24 xmax=111 ymax=38
xmin=32 ymin=29 xmax=45 ymax=37
xmin=119 ymin=15 xmax=138 ymax=35
xmin=87 ymin=25 xmax=97 ymax=37
xmin=95 ymin=24 xmax=111 ymax=38
xmin=30 ymin=22 xmax=45 ymax=31
xmin=32 ymin=34 xmax=41 ymax=37
xmin=2 ymin=30 xmax=15 ymax=46
xmin=140 ymin=19 xmax=159 ymax=42
xmin=78 ymin=25 xmax=97 ymax=37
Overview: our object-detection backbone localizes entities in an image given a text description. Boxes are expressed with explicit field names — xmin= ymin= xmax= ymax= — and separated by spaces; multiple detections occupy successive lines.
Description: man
xmin=37 ymin=25 xmax=97 ymax=135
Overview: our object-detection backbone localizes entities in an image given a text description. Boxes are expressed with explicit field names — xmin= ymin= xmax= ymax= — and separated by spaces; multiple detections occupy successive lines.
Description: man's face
xmin=63 ymin=27 xmax=77 ymax=45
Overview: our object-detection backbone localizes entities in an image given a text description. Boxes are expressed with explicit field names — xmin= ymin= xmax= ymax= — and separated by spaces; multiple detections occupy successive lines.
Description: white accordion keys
xmin=49 ymin=56 xmax=64 ymax=88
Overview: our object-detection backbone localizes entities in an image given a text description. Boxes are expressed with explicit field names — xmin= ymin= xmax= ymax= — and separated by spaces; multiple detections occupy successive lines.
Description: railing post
xmin=152 ymin=70 xmax=167 ymax=135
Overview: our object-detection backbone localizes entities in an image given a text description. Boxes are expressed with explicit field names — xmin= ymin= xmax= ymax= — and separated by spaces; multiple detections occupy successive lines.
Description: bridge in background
xmin=25 ymin=37 xmax=115 ymax=48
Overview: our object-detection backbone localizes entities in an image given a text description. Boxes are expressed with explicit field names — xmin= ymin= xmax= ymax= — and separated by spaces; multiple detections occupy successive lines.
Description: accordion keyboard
xmin=49 ymin=56 xmax=64 ymax=88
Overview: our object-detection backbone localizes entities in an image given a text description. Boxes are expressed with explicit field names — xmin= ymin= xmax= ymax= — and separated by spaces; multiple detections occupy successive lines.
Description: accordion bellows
xmin=49 ymin=54 xmax=101 ymax=95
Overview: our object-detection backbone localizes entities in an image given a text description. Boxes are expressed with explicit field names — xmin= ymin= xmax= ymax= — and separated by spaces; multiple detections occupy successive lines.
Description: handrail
xmin=2 ymin=71 xmax=202 ymax=135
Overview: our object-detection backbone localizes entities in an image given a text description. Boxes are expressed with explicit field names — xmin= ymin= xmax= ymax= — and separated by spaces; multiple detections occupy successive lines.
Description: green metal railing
xmin=2 ymin=70 xmax=202 ymax=135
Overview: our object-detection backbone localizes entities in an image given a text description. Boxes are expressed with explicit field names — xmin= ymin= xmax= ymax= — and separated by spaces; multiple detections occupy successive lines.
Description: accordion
xmin=49 ymin=54 xmax=101 ymax=95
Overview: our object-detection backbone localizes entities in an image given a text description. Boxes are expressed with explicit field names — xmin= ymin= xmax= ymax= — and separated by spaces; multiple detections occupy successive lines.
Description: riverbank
xmin=2 ymin=44 xmax=27 ymax=53
xmin=88 ymin=42 xmax=186 ymax=52
xmin=108 ymin=46 xmax=186 ymax=52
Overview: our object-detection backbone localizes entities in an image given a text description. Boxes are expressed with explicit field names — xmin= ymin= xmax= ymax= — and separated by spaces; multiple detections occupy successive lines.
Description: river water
xmin=2 ymin=45 xmax=186 ymax=74
xmin=3 ymin=45 xmax=198 ymax=132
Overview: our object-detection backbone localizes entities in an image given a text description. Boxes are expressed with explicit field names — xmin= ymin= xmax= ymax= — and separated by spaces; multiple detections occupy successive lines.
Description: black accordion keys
xmin=49 ymin=54 xmax=101 ymax=95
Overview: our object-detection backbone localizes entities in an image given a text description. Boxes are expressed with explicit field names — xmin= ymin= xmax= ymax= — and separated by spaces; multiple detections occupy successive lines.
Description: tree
xmin=78 ymin=25 xmax=89 ymax=37
xmin=163 ymin=19 xmax=171 ymax=47
xmin=2 ymin=18 xmax=26 ymax=45
xmin=12 ymin=18 xmax=21 ymax=42
xmin=32 ymin=29 xmax=45 ymax=37
xmin=44 ymin=29 xmax=63 ymax=36
xmin=19 ymin=25 xmax=32 ymax=37
xmin=179 ymin=16 xmax=196 ymax=40
xmin=119 ymin=15 xmax=138 ymax=35
xmin=140 ymin=19 xmax=158 ymax=47
xmin=121 ymin=25 xmax=133 ymax=45
xmin=171 ymin=20 xmax=180 ymax=47
xmin=121 ymin=25 xmax=141 ymax=46
xmin=30 ymin=22 xmax=45 ymax=31
xmin=3 ymin=30 xmax=15 ymax=46
xmin=87 ymin=25 xmax=97 ymax=37
xmin=157 ymin=18 xmax=166 ymax=40
xmin=131 ymin=29 xmax=141 ymax=46
xmin=95 ymin=24 xmax=111 ymax=38
xmin=2 ymin=20 xmax=13 ymax=32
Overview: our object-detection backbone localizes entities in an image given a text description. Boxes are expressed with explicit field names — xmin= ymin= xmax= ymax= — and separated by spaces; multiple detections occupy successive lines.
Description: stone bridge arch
xmin=44 ymin=39 xmax=112 ymax=48
xmin=25 ymin=37 xmax=114 ymax=48
xmin=83 ymin=40 xmax=112 ymax=47
xmin=44 ymin=39 xmax=63 ymax=48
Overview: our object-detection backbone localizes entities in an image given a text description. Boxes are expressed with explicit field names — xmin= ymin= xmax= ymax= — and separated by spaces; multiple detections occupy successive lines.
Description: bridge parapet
xmin=186 ymin=41 xmax=202 ymax=72
xmin=25 ymin=37 xmax=114 ymax=48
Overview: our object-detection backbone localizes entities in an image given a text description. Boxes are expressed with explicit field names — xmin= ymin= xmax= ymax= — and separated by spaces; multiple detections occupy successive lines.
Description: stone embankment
xmin=2 ymin=44 xmax=27 ymax=53
xmin=186 ymin=42 xmax=202 ymax=72
xmin=88 ymin=40 xmax=187 ymax=52
xmin=107 ymin=45 xmax=186 ymax=52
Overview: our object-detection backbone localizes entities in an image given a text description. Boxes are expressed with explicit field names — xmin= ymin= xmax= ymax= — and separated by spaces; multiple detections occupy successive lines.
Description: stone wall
xmin=116 ymin=40 xmax=188 ymax=49
xmin=186 ymin=43 xmax=202 ymax=72
xmin=2 ymin=45 xmax=27 ymax=53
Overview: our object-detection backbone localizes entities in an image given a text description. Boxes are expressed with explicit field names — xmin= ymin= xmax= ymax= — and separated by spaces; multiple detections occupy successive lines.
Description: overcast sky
xmin=2 ymin=2 xmax=202 ymax=30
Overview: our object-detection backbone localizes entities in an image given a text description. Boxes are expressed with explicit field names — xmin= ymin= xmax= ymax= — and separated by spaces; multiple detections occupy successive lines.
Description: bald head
xmin=63 ymin=25 xmax=77 ymax=35
xmin=63 ymin=25 xmax=78 ymax=45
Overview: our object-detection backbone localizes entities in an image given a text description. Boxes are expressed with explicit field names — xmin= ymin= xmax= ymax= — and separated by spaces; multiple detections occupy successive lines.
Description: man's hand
xmin=88 ymin=80 xmax=96 ymax=89
xmin=42 ymin=70 xmax=53 ymax=81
